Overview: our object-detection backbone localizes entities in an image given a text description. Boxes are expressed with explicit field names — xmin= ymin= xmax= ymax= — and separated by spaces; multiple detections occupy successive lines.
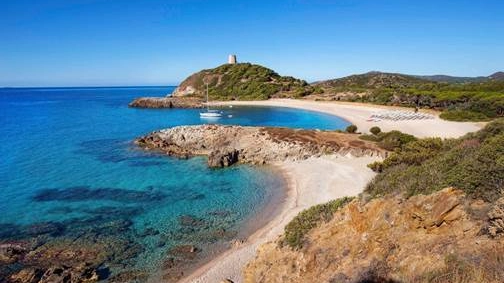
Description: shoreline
xmin=213 ymin=99 xmax=483 ymax=138
xmin=180 ymin=154 xmax=381 ymax=283
xmin=147 ymin=166 xmax=288 ymax=283
xmin=179 ymin=99 xmax=485 ymax=282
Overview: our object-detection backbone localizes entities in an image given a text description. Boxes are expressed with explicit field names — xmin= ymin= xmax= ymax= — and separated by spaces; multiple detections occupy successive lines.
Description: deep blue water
xmin=0 ymin=87 xmax=349 ymax=280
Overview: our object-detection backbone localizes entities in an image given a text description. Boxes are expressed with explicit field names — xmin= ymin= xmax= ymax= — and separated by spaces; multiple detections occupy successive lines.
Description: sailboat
xmin=200 ymin=83 xmax=223 ymax=118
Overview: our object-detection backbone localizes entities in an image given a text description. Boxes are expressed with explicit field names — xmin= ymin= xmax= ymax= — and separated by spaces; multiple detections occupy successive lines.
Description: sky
xmin=0 ymin=0 xmax=503 ymax=87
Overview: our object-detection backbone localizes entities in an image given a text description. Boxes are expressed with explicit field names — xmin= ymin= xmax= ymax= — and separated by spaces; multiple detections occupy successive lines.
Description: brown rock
xmin=9 ymin=268 xmax=44 ymax=283
xmin=488 ymin=197 xmax=504 ymax=237
xmin=244 ymin=188 xmax=504 ymax=283
xmin=38 ymin=263 xmax=99 ymax=283
xmin=0 ymin=243 xmax=27 ymax=264
xmin=135 ymin=125 xmax=386 ymax=169
xmin=425 ymin=187 xmax=465 ymax=228
xmin=208 ymin=149 xmax=239 ymax=168
xmin=129 ymin=96 xmax=203 ymax=108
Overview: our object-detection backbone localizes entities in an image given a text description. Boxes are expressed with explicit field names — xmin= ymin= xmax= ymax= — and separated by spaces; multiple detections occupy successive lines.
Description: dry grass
xmin=262 ymin=127 xmax=385 ymax=153
xmin=410 ymin=245 xmax=504 ymax=283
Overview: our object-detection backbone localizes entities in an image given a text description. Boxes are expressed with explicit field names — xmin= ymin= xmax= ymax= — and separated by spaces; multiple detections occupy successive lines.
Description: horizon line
xmin=0 ymin=85 xmax=179 ymax=89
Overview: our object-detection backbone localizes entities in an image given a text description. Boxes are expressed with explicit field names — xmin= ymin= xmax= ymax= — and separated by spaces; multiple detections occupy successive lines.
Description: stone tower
xmin=228 ymin=54 xmax=237 ymax=64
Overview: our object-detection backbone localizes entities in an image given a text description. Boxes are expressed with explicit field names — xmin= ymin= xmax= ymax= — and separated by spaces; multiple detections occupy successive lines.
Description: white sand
xmin=182 ymin=99 xmax=483 ymax=282
xmin=214 ymin=99 xmax=483 ymax=138
xmin=181 ymin=155 xmax=380 ymax=283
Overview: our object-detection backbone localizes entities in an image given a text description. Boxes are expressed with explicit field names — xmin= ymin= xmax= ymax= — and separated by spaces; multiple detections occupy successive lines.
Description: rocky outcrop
xmin=128 ymin=96 xmax=203 ymax=109
xmin=135 ymin=125 xmax=386 ymax=167
xmin=488 ymin=197 xmax=504 ymax=237
xmin=207 ymin=149 xmax=240 ymax=168
xmin=244 ymin=188 xmax=504 ymax=283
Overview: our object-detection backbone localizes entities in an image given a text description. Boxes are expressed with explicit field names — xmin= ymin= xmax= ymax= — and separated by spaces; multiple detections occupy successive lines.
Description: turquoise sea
xmin=0 ymin=87 xmax=349 ymax=281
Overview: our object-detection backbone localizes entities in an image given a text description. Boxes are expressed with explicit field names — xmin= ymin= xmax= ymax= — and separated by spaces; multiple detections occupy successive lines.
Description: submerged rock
xmin=108 ymin=270 xmax=148 ymax=283
xmin=168 ymin=244 xmax=199 ymax=260
xmin=178 ymin=215 xmax=206 ymax=228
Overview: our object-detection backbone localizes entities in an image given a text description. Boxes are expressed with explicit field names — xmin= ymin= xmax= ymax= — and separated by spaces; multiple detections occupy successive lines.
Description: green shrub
xmin=440 ymin=110 xmax=490 ymax=121
xmin=346 ymin=124 xmax=358 ymax=133
xmin=282 ymin=197 xmax=353 ymax=249
xmin=360 ymin=130 xmax=417 ymax=151
xmin=370 ymin=126 xmax=381 ymax=135
xmin=368 ymin=138 xmax=444 ymax=172
xmin=365 ymin=119 xmax=504 ymax=202
xmin=376 ymin=131 xmax=417 ymax=151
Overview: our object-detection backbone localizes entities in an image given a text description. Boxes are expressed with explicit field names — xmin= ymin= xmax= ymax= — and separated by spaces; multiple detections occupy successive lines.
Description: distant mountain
xmin=314 ymin=71 xmax=504 ymax=87
xmin=313 ymin=71 xmax=428 ymax=90
xmin=489 ymin=72 xmax=504 ymax=81
xmin=414 ymin=75 xmax=488 ymax=83
xmin=415 ymin=72 xmax=504 ymax=83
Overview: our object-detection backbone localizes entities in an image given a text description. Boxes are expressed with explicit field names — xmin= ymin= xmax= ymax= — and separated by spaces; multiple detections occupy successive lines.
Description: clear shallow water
xmin=0 ymin=87 xmax=349 ymax=280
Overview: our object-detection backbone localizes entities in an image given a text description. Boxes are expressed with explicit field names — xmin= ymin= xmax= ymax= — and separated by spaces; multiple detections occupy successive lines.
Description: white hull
xmin=200 ymin=112 xmax=222 ymax=118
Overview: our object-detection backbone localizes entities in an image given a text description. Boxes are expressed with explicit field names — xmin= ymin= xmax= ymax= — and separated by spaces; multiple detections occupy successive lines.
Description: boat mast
xmin=206 ymin=83 xmax=209 ymax=111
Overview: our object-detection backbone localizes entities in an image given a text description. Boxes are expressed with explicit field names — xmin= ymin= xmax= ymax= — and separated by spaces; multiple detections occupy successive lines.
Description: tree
xmin=346 ymin=124 xmax=358 ymax=133
xmin=370 ymin=126 xmax=381 ymax=135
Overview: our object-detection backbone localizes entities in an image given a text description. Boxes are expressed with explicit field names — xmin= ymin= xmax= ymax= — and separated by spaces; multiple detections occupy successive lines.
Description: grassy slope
xmin=365 ymin=119 xmax=504 ymax=202
xmin=178 ymin=63 xmax=318 ymax=100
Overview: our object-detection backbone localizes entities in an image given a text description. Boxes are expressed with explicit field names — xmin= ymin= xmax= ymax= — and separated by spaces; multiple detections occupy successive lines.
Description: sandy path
xmin=180 ymin=155 xmax=380 ymax=283
xmin=214 ymin=99 xmax=483 ymax=138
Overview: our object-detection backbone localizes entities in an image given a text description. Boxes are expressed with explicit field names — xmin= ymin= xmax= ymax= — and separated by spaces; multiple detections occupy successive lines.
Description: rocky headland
xmin=135 ymin=125 xmax=386 ymax=168
xmin=128 ymin=96 xmax=203 ymax=108
xmin=129 ymin=62 xmax=318 ymax=109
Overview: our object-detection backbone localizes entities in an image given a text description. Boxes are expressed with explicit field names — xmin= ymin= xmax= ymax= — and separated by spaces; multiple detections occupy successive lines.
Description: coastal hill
xmin=129 ymin=62 xmax=316 ymax=108
xmin=415 ymin=72 xmax=504 ymax=83
xmin=310 ymin=71 xmax=504 ymax=121
xmin=172 ymin=63 xmax=316 ymax=100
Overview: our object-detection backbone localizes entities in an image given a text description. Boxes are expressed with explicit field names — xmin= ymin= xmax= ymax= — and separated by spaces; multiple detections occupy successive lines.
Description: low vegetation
xmin=414 ymin=250 xmax=504 ymax=283
xmin=360 ymin=130 xmax=417 ymax=151
xmin=365 ymin=119 xmax=504 ymax=201
xmin=439 ymin=109 xmax=491 ymax=121
xmin=345 ymin=124 xmax=358 ymax=133
xmin=370 ymin=126 xmax=381 ymax=135
xmin=314 ymin=72 xmax=504 ymax=121
xmin=281 ymin=197 xmax=353 ymax=249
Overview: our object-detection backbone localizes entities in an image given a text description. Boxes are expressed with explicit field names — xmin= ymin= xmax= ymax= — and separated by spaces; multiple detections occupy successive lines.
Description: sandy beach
xmin=180 ymin=155 xmax=380 ymax=283
xmin=214 ymin=99 xmax=483 ymax=138
xmin=182 ymin=99 xmax=484 ymax=283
